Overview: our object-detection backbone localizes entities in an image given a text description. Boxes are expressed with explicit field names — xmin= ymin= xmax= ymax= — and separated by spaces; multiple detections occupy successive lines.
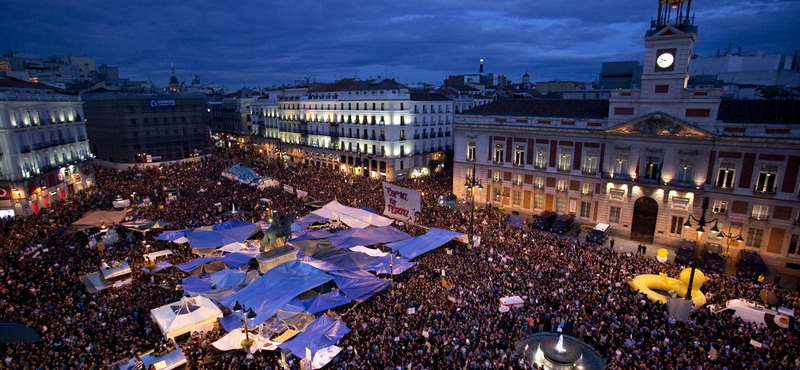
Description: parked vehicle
xmin=737 ymin=250 xmax=768 ymax=281
xmin=674 ymin=239 xmax=696 ymax=266
xmin=550 ymin=214 xmax=575 ymax=234
xmin=586 ymin=223 xmax=611 ymax=244
xmin=709 ymin=299 xmax=795 ymax=330
xmin=702 ymin=243 xmax=725 ymax=273
xmin=531 ymin=211 xmax=557 ymax=231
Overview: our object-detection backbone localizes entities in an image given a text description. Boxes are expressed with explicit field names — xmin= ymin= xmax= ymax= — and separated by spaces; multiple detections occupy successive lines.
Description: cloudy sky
xmin=2 ymin=0 xmax=797 ymax=89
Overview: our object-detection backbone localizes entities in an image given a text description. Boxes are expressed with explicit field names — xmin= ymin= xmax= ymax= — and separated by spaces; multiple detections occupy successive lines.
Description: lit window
xmin=557 ymin=179 xmax=567 ymax=192
xmin=535 ymin=147 xmax=547 ymax=169
xmin=467 ymin=141 xmax=476 ymax=162
xmin=582 ymin=183 xmax=593 ymax=195
xmin=558 ymin=149 xmax=571 ymax=171
xmin=676 ymin=159 xmax=694 ymax=184
xmin=716 ymin=162 xmax=736 ymax=188
xmin=755 ymin=165 xmax=778 ymax=193
xmin=534 ymin=177 xmax=544 ymax=189
xmin=712 ymin=200 xmax=727 ymax=214
xmin=534 ymin=194 xmax=543 ymax=210
xmin=583 ymin=151 xmax=597 ymax=174
xmin=751 ymin=205 xmax=769 ymax=221
xmin=614 ymin=154 xmax=628 ymax=178
xmin=494 ymin=144 xmax=504 ymax=164
xmin=746 ymin=228 xmax=764 ymax=249
xmin=514 ymin=145 xmax=525 ymax=166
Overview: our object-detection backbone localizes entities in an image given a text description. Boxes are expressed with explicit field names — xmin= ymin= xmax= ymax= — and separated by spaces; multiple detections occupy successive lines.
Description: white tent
xmin=312 ymin=201 xmax=393 ymax=229
xmin=151 ymin=296 xmax=223 ymax=339
xmin=211 ymin=328 xmax=277 ymax=354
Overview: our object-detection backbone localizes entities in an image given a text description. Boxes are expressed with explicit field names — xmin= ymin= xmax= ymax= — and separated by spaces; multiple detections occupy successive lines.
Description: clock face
xmin=656 ymin=53 xmax=674 ymax=69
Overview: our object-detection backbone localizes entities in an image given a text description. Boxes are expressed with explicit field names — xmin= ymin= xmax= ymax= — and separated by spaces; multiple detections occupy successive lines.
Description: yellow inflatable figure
xmin=628 ymin=268 xmax=708 ymax=310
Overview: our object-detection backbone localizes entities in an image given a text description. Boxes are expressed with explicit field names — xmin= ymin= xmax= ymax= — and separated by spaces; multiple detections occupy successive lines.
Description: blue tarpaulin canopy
xmin=296 ymin=253 xmax=343 ymax=272
xmin=185 ymin=224 xmax=260 ymax=250
xmin=385 ymin=228 xmax=462 ymax=260
xmin=293 ymin=214 xmax=330 ymax=231
xmin=210 ymin=269 xmax=246 ymax=289
xmin=279 ymin=315 xmax=350 ymax=359
xmin=175 ymin=257 xmax=231 ymax=277
xmin=327 ymin=226 xmax=411 ymax=249
xmin=301 ymin=290 xmax=352 ymax=314
xmin=321 ymin=251 xmax=380 ymax=271
xmin=218 ymin=252 xmax=254 ymax=269
xmin=213 ymin=219 xmax=254 ymax=230
xmin=220 ymin=261 xmax=333 ymax=327
xmin=329 ymin=269 xmax=391 ymax=302
xmin=504 ymin=214 xmax=526 ymax=229
xmin=224 ymin=164 xmax=265 ymax=184
xmin=361 ymin=206 xmax=378 ymax=214
xmin=292 ymin=229 xmax=334 ymax=242
xmin=364 ymin=254 xmax=416 ymax=275
xmin=182 ymin=275 xmax=212 ymax=295
xmin=154 ymin=228 xmax=192 ymax=241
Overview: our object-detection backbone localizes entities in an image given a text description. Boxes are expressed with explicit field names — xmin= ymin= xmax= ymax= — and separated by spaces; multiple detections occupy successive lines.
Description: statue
xmin=260 ymin=214 xmax=294 ymax=253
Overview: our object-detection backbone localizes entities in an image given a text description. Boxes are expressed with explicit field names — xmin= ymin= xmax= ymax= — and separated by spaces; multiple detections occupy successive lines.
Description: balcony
xmin=422 ymin=133 xmax=429 ymax=139
xmin=361 ymin=133 xmax=368 ymax=139
xmin=753 ymin=187 xmax=776 ymax=195
xmin=513 ymin=162 xmax=524 ymax=167
xmin=557 ymin=165 xmax=571 ymax=173
xmin=582 ymin=168 xmax=597 ymax=175
xmin=413 ymin=134 xmax=420 ymax=140
xmin=445 ymin=132 xmax=451 ymax=137
xmin=369 ymin=134 xmax=377 ymax=140
xmin=750 ymin=214 xmax=769 ymax=221
xmin=379 ymin=135 xmax=385 ymax=141
xmin=534 ymin=163 xmax=547 ymax=170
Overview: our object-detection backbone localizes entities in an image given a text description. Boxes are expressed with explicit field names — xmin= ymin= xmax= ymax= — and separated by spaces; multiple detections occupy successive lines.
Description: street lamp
xmin=464 ymin=162 xmax=483 ymax=248
xmin=232 ymin=301 xmax=258 ymax=358
xmin=390 ymin=250 xmax=401 ymax=294
xmin=682 ymin=196 xmax=720 ymax=300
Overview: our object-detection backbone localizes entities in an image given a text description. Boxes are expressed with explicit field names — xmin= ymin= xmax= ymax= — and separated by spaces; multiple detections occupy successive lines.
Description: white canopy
xmin=144 ymin=249 xmax=173 ymax=261
xmin=312 ymin=201 xmax=393 ymax=229
xmin=313 ymin=345 xmax=342 ymax=368
xmin=151 ymin=296 xmax=222 ymax=339
xmin=350 ymin=246 xmax=387 ymax=257
xmin=212 ymin=328 xmax=270 ymax=354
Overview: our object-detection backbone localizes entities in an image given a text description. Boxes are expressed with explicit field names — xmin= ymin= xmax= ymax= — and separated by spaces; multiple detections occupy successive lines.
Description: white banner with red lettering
xmin=382 ymin=182 xmax=421 ymax=222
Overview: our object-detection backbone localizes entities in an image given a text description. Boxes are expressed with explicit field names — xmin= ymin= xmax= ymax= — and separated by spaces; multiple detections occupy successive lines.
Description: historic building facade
xmin=453 ymin=6 xmax=800 ymax=268
xmin=251 ymin=78 xmax=454 ymax=181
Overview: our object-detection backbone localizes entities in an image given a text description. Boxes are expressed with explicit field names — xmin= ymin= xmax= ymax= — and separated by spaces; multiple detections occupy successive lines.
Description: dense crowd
xmin=1 ymin=146 xmax=799 ymax=370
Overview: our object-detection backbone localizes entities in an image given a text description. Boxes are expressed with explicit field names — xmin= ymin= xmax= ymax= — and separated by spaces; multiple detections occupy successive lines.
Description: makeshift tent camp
xmin=151 ymin=296 xmax=223 ymax=339
xmin=312 ymin=346 xmax=342 ymax=369
xmin=220 ymin=261 xmax=333 ymax=327
xmin=276 ymin=298 xmax=316 ymax=331
xmin=292 ymin=229 xmax=333 ymax=242
xmin=218 ymin=252 xmax=254 ymax=270
xmin=212 ymin=219 xmax=254 ymax=230
xmin=296 ymin=253 xmax=343 ymax=272
xmin=0 ymin=321 xmax=41 ymax=343
xmin=143 ymin=249 xmax=173 ymax=261
xmin=293 ymin=214 xmax=330 ymax=231
xmin=385 ymin=228 xmax=463 ymax=260
xmin=218 ymin=242 xmax=248 ymax=254
xmin=311 ymin=200 xmax=394 ymax=229
xmin=201 ymin=269 xmax=261 ymax=304
xmin=364 ymin=254 xmax=416 ymax=275
xmin=279 ymin=315 xmax=350 ymax=361
xmin=210 ymin=269 xmax=246 ymax=289
xmin=326 ymin=226 xmax=411 ymax=249
xmin=185 ymin=223 xmax=261 ymax=254
xmin=66 ymin=210 xmax=129 ymax=234
xmin=176 ymin=257 xmax=231 ymax=277
xmin=329 ymin=269 xmax=391 ymax=302
xmin=122 ymin=220 xmax=170 ymax=232
xmin=301 ymin=290 xmax=352 ymax=314
xmin=350 ymin=246 xmax=387 ymax=257
xmin=321 ymin=250 xmax=380 ymax=271
xmin=212 ymin=328 xmax=268 ymax=354
xmin=141 ymin=261 xmax=174 ymax=274
xmin=155 ymin=228 xmax=192 ymax=242
xmin=182 ymin=275 xmax=212 ymax=295
xmin=101 ymin=262 xmax=132 ymax=281
xmin=292 ymin=239 xmax=340 ymax=259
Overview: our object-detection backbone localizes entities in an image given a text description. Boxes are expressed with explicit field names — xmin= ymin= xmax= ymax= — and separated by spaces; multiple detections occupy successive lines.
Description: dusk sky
xmin=2 ymin=0 xmax=798 ymax=89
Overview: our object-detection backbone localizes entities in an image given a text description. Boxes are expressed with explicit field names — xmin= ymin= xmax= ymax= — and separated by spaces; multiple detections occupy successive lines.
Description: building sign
xmin=382 ymin=182 xmax=421 ymax=222
xmin=149 ymin=99 xmax=177 ymax=108
xmin=0 ymin=209 xmax=14 ymax=218
xmin=0 ymin=186 xmax=10 ymax=200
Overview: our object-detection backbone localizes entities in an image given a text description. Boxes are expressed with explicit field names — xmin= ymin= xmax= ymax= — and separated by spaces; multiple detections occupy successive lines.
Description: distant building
xmin=535 ymin=81 xmax=581 ymax=93
xmin=0 ymin=76 xmax=95 ymax=216
xmin=82 ymin=91 xmax=213 ymax=164
xmin=209 ymin=88 xmax=258 ymax=138
xmin=598 ymin=61 xmax=643 ymax=89
xmin=689 ymin=49 xmax=800 ymax=95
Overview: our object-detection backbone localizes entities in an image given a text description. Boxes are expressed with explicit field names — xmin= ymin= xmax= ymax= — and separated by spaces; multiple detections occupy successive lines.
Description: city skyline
xmin=2 ymin=0 xmax=798 ymax=88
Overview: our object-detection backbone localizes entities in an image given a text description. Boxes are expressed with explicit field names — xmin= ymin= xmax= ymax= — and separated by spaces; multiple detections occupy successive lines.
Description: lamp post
xmin=232 ymin=301 xmax=257 ymax=358
xmin=682 ymin=196 xmax=721 ymax=299
xmin=464 ymin=162 xmax=483 ymax=248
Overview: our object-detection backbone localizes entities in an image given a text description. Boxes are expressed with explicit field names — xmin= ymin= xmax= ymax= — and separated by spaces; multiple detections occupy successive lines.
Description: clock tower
xmin=640 ymin=0 xmax=697 ymax=99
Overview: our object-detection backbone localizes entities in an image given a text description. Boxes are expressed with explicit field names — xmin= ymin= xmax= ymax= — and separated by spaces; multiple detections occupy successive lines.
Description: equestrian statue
xmin=260 ymin=214 xmax=294 ymax=253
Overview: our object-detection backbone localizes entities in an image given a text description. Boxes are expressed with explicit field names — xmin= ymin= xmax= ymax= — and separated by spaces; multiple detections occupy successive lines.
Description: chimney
xmin=479 ymin=59 xmax=484 ymax=74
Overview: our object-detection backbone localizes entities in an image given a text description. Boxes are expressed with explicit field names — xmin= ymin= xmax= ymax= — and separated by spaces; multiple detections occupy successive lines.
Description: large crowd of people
xmin=1 ymin=146 xmax=799 ymax=370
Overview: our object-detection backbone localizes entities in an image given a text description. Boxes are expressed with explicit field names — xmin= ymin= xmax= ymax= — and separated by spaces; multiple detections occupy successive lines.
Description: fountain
xmin=538 ymin=334 xmax=583 ymax=369
xmin=516 ymin=333 xmax=603 ymax=370
xmin=224 ymin=204 xmax=244 ymax=215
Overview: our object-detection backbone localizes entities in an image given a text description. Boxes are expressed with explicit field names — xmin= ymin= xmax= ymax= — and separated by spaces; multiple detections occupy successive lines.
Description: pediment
xmin=606 ymin=112 xmax=715 ymax=138
xmin=653 ymin=25 xmax=683 ymax=37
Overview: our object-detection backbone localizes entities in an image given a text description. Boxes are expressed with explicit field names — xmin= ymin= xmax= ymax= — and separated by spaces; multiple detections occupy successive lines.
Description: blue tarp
xmin=504 ymin=215 xmax=526 ymax=229
xmin=361 ymin=206 xmax=378 ymax=214
xmin=185 ymin=224 xmax=260 ymax=250
xmin=218 ymin=252 xmax=253 ymax=269
xmin=293 ymin=214 xmax=330 ymax=231
xmin=321 ymin=251 xmax=380 ymax=271
xmin=327 ymin=226 xmax=411 ymax=249
xmin=220 ymin=261 xmax=333 ymax=327
xmin=213 ymin=219 xmax=254 ymax=230
xmin=210 ymin=269 xmax=246 ymax=289
xmin=154 ymin=228 xmax=192 ymax=241
xmin=385 ymin=228 xmax=462 ymax=260
xmin=182 ymin=275 xmax=212 ymax=295
xmin=364 ymin=254 xmax=416 ymax=275
xmin=279 ymin=315 xmax=350 ymax=359
xmin=296 ymin=253 xmax=343 ymax=272
xmin=225 ymin=164 xmax=265 ymax=184
xmin=292 ymin=229 xmax=334 ymax=242
xmin=329 ymin=269 xmax=391 ymax=302
xmin=301 ymin=290 xmax=352 ymax=314
xmin=219 ymin=315 xmax=244 ymax=332
xmin=141 ymin=261 xmax=174 ymax=274
xmin=175 ymin=257 xmax=216 ymax=272
xmin=276 ymin=298 xmax=307 ymax=320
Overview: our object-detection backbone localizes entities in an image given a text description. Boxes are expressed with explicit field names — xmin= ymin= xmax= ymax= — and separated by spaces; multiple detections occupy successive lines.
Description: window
xmin=400 ymin=145 xmax=405 ymax=157
xmin=676 ymin=159 xmax=693 ymax=184
xmin=643 ymin=156 xmax=660 ymax=180
xmin=583 ymin=151 xmax=597 ymax=174
xmin=534 ymin=194 xmax=543 ymax=210
xmin=558 ymin=149 xmax=571 ymax=171
xmin=400 ymin=103 xmax=404 ymax=110
xmin=556 ymin=198 xmax=566 ymax=213
xmin=512 ymin=191 xmax=521 ymax=206
xmin=712 ymin=200 xmax=728 ymax=214
xmin=751 ymin=205 xmax=769 ymax=220
xmin=467 ymin=141 xmax=476 ymax=162
xmin=493 ymin=172 xmax=502 ymax=182
xmin=716 ymin=162 xmax=736 ymax=188
xmin=535 ymin=147 xmax=547 ymax=169
xmin=755 ymin=165 xmax=778 ymax=193
xmin=557 ymin=179 xmax=567 ymax=192
xmin=534 ymin=177 xmax=544 ymax=189
xmin=614 ymin=154 xmax=628 ymax=178
xmin=582 ymin=183 xmax=593 ymax=195
xmin=609 ymin=207 xmax=621 ymax=224
xmin=746 ymin=228 xmax=764 ymax=249
xmin=580 ymin=202 xmax=591 ymax=218
xmin=512 ymin=174 xmax=523 ymax=186
xmin=400 ymin=116 xmax=405 ymax=125
xmin=400 ymin=130 xmax=405 ymax=140
xmin=466 ymin=167 xmax=474 ymax=180
xmin=670 ymin=216 xmax=684 ymax=235
xmin=493 ymin=187 xmax=502 ymax=200
xmin=494 ymin=144 xmax=504 ymax=164
xmin=514 ymin=145 xmax=525 ymax=166
xmin=789 ymin=234 xmax=800 ymax=257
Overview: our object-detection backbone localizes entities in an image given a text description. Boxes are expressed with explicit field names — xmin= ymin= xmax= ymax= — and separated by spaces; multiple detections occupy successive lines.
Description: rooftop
xmin=0 ymin=76 xmax=57 ymax=90
xmin=461 ymin=99 xmax=610 ymax=119
xmin=308 ymin=78 xmax=406 ymax=94
xmin=717 ymin=99 xmax=800 ymax=124
xmin=410 ymin=92 xmax=451 ymax=102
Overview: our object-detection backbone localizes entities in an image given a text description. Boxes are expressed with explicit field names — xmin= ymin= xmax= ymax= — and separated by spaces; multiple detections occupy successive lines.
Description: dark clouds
xmin=2 ymin=0 xmax=797 ymax=88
